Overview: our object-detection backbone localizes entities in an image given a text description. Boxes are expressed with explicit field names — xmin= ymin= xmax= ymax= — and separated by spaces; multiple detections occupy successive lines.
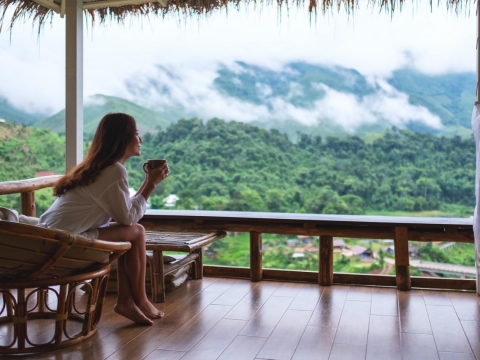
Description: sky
xmin=0 ymin=1 xmax=477 ymax=130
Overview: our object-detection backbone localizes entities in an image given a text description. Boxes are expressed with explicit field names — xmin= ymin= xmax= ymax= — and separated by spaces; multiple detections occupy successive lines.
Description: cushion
xmin=0 ymin=207 xmax=19 ymax=222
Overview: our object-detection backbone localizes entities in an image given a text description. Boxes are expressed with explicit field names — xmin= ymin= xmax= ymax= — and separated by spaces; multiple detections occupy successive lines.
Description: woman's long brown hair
xmin=53 ymin=113 xmax=137 ymax=196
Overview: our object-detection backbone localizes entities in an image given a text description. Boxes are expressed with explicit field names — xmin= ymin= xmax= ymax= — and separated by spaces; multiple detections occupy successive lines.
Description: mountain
xmin=124 ymin=61 xmax=476 ymax=139
xmin=35 ymin=94 xmax=174 ymax=137
xmin=2 ymin=62 xmax=475 ymax=139
xmin=0 ymin=97 xmax=47 ymax=125
xmin=388 ymin=69 xmax=475 ymax=129
xmin=2 ymin=119 xmax=474 ymax=217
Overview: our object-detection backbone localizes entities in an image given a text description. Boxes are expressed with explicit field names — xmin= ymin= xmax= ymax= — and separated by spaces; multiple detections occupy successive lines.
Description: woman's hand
xmin=144 ymin=161 xmax=169 ymax=187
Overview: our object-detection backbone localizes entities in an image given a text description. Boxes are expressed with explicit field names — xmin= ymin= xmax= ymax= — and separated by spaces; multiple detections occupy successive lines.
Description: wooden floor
xmin=6 ymin=277 xmax=480 ymax=360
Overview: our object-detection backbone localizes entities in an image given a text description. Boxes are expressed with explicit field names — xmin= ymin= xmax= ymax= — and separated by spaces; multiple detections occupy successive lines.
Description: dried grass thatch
xmin=0 ymin=0 xmax=471 ymax=32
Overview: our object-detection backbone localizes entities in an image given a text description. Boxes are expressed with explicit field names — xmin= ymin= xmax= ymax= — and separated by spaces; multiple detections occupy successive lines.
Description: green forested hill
xmin=1 ymin=119 xmax=475 ymax=217
xmin=0 ymin=122 xmax=66 ymax=214
xmin=133 ymin=118 xmax=475 ymax=216
xmin=0 ymin=122 xmax=65 ymax=181
xmin=35 ymin=94 xmax=173 ymax=136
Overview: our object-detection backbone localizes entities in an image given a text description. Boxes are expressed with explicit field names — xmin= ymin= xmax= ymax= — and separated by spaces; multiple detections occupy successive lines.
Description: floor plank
xmin=179 ymin=319 xmax=247 ymax=360
xmin=223 ymin=282 xmax=280 ymax=321
xmin=212 ymin=281 xmax=259 ymax=306
xmin=143 ymin=349 xmax=185 ymax=360
xmin=155 ymin=290 xmax=223 ymax=330
xmin=271 ymin=282 xmax=305 ymax=298
xmin=448 ymin=292 xmax=480 ymax=322
xmin=366 ymin=315 xmax=401 ymax=360
xmin=398 ymin=292 xmax=432 ymax=334
xmin=157 ymin=304 xmax=232 ymax=351
xmin=3 ymin=280 xmax=480 ymax=360
xmin=401 ymin=333 xmax=439 ymax=360
xmin=289 ymin=284 xmax=324 ymax=311
xmin=329 ymin=343 xmax=366 ymax=360
xmin=423 ymin=290 xmax=452 ymax=306
xmin=426 ymin=304 xmax=473 ymax=353
xmin=308 ymin=286 xmax=348 ymax=328
xmin=106 ymin=327 xmax=174 ymax=360
xmin=461 ymin=320 xmax=480 ymax=360
xmin=334 ymin=300 xmax=371 ymax=346
xmin=370 ymin=287 xmax=397 ymax=316
xmin=292 ymin=325 xmax=336 ymax=360
xmin=438 ymin=352 xmax=476 ymax=360
xmin=256 ymin=309 xmax=312 ymax=360
xmin=239 ymin=295 xmax=293 ymax=337
xmin=346 ymin=286 xmax=372 ymax=302
xmin=217 ymin=336 xmax=267 ymax=360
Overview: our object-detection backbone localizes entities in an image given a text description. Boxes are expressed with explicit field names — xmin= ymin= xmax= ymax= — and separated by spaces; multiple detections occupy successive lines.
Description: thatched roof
xmin=0 ymin=0 xmax=469 ymax=31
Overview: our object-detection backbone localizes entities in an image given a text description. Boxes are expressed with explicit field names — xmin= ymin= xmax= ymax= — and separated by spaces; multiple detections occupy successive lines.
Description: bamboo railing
xmin=141 ymin=210 xmax=475 ymax=291
xmin=0 ymin=175 xmax=62 ymax=216
xmin=0 ymin=176 xmax=475 ymax=292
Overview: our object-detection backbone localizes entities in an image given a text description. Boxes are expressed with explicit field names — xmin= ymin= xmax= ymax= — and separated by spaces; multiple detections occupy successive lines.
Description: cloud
xmin=0 ymin=1 xmax=475 ymax=117
xmin=124 ymin=63 xmax=443 ymax=131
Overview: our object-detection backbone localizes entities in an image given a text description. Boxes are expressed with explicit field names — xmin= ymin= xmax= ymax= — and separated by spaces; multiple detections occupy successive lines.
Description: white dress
xmin=38 ymin=162 xmax=146 ymax=238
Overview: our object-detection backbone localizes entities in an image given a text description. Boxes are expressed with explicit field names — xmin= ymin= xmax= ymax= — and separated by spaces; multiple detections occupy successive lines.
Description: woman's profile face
xmin=123 ymin=129 xmax=142 ymax=159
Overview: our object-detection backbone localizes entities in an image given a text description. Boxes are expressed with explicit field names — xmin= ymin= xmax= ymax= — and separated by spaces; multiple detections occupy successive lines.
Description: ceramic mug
xmin=143 ymin=159 xmax=166 ymax=173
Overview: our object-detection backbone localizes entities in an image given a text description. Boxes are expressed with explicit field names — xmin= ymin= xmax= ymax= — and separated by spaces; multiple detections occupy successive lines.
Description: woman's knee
xmin=127 ymin=223 xmax=145 ymax=241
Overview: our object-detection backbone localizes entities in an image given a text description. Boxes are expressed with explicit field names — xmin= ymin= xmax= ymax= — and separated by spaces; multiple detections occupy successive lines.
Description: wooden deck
xmin=11 ymin=277 xmax=480 ymax=360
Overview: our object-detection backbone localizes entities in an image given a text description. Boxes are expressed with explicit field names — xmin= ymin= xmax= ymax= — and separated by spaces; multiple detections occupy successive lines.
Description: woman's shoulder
xmin=100 ymin=162 xmax=128 ymax=179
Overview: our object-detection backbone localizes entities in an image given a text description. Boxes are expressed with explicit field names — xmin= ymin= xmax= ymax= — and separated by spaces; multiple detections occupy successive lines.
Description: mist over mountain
xmin=0 ymin=97 xmax=47 ymax=126
xmin=124 ymin=61 xmax=476 ymax=139
xmin=0 ymin=62 xmax=475 ymax=139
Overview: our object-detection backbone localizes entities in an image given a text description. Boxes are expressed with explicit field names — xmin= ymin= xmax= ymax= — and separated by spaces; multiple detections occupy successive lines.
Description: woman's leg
xmin=97 ymin=223 xmax=164 ymax=323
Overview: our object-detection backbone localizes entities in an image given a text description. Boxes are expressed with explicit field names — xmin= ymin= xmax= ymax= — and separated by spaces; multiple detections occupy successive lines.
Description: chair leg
xmin=54 ymin=284 xmax=68 ymax=344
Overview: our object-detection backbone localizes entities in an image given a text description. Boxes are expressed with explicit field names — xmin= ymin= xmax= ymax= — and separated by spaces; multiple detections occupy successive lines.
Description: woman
xmin=39 ymin=112 xmax=169 ymax=325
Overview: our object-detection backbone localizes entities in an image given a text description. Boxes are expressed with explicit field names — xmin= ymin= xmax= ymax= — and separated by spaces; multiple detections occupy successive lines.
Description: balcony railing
xmin=0 ymin=176 xmax=476 ymax=292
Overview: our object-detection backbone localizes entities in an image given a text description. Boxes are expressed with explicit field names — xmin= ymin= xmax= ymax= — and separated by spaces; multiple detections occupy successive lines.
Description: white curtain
xmin=471 ymin=105 xmax=480 ymax=294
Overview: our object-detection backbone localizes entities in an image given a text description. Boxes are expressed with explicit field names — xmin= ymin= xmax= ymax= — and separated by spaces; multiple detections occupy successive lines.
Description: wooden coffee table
xmin=145 ymin=230 xmax=227 ymax=302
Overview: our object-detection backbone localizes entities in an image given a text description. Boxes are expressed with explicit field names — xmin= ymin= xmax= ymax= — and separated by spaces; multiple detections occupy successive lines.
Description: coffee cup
xmin=143 ymin=159 xmax=166 ymax=173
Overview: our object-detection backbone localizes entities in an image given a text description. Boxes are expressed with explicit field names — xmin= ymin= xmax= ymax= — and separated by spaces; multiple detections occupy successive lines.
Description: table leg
xmin=152 ymin=250 xmax=166 ymax=303
xmin=193 ymin=249 xmax=203 ymax=279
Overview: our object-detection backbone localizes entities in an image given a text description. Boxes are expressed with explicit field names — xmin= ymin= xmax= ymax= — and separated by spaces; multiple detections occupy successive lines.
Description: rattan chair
xmin=0 ymin=220 xmax=131 ymax=354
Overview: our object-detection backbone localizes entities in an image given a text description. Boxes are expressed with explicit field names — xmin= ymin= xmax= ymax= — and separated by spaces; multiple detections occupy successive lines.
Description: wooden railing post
xmin=394 ymin=226 xmax=411 ymax=291
xmin=250 ymin=232 xmax=262 ymax=282
xmin=319 ymin=235 xmax=333 ymax=286
xmin=21 ymin=191 xmax=35 ymax=216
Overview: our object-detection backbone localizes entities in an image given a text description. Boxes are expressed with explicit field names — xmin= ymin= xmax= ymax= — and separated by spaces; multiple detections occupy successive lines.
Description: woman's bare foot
xmin=114 ymin=302 xmax=154 ymax=325
xmin=138 ymin=300 xmax=165 ymax=319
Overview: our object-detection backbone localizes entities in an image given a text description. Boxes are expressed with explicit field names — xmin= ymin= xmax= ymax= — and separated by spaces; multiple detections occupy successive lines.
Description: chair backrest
xmin=0 ymin=221 xmax=130 ymax=282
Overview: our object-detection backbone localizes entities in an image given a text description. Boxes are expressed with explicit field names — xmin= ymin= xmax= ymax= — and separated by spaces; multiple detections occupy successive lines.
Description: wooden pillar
xmin=319 ymin=235 xmax=333 ymax=286
xmin=394 ymin=226 xmax=411 ymax=291
xmin=20 ymin=191 xmax=35 ymax=216
xmin=65 ymin=0 xmax=84 ymax=171
xmin=250 ymin=232 xmax=262 ymax=282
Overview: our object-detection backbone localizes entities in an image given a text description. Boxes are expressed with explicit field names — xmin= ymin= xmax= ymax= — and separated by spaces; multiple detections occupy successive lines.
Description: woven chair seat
xmin=0 ymin=221 xmax=130 ymax=354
